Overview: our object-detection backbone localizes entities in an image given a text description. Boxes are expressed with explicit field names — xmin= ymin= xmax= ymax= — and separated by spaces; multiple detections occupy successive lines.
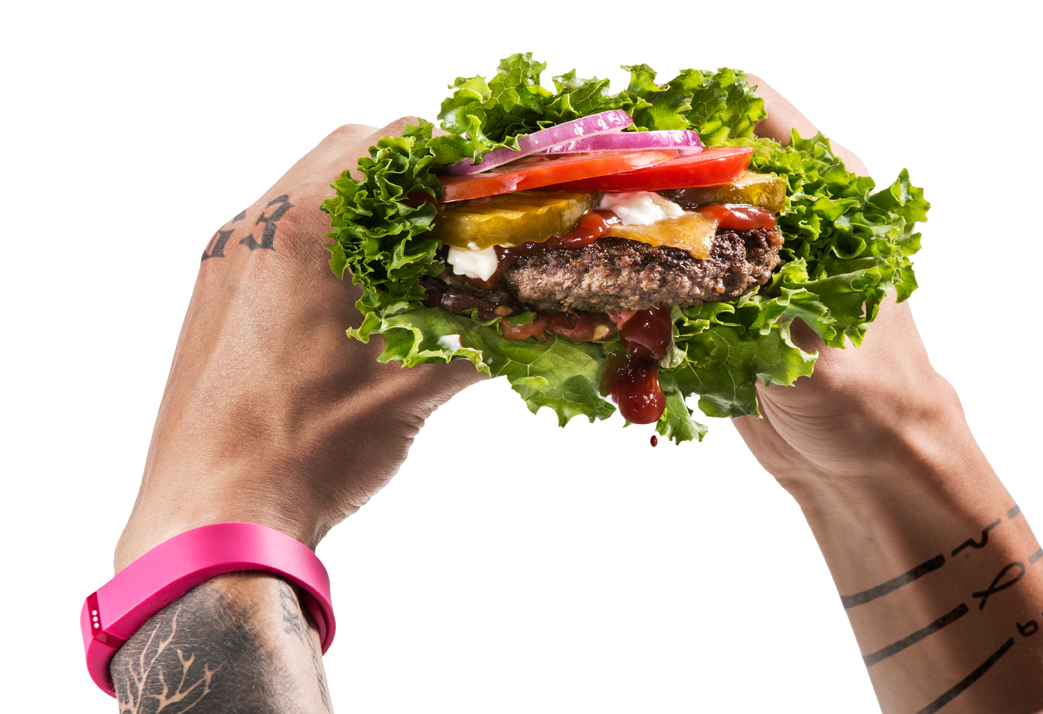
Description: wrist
xmin=785 ymin=394 xmax=1014 ymax=594
xmin=773 ymin=370 xmax=974 ymax=494
xmin=115 ymin=456 xmax=331 ymax=572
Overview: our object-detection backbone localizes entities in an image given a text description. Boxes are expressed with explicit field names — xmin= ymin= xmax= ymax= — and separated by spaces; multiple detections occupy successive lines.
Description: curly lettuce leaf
xmin=322 ymin=56 xmax=928 ymax=445
xmin=350 ymin=306 xmax=615 ymax=425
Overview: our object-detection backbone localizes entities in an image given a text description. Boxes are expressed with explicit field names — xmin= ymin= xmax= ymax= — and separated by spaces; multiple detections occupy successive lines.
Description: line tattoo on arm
xmin=838 ymin=497 xmax=1042 ymax=711
xmin=951 ymin=519 xmax=1002 ymax=557
xmin=862 ymin=604 xmax=970 ymax=667
xmin=841 ymin=505 xmax=1025 ymax=610
xmin=972 ymin=561 xmax=1026 ymax=611
xmin=840 ymin=555 xmax=946 ymax=609
xmin=916 ymin=637 xmax=1016 ymax=714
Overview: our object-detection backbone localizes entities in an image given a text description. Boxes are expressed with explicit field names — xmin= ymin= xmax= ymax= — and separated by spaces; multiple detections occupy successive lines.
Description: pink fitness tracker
xmin=80 ymin=522 xmax=335 ymax=697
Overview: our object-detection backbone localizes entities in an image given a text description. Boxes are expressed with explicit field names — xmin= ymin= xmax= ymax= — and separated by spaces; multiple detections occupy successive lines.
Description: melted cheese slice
xmin=604 ymin=211 xmax=719 ymax=259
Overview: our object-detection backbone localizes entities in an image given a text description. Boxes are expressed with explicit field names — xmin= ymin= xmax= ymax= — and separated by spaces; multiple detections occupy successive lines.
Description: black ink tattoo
xmin=277 ymin=581 xmax=332 ymax=713
xmin=952 ymin=519 xmax=1002 ymax=557
xmin=112 ymin=582 xmax=278 ymax=714
xmin=862 ymin=603 xmax=970 ymax=667
xmin=842 ymin=505 xmax=1026 ymax=610
xmin=201 ymin=210 xmax=247 ymax=261
xmin=916 ymin=637 xmax=1015 ymax=714
xmin=841 ymin=555 xmax=946 ymax=609
xmin=972 ymin=561 xmax=1026 ymax=611
xmin=1018 ymin=620 xmax=1039 ymax=638
xmin=1029 ymin=549 xmax=1043 ymax=566
xmin=240 ymin=195 xmax=293 ymax=251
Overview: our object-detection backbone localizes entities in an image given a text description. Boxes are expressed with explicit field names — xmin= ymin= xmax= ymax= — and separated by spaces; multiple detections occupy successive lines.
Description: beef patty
xmin=429 ymin=227 xmax=783 ymax=314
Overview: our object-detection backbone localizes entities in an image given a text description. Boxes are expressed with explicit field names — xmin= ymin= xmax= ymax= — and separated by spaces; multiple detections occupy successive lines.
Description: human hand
xmin=733 ymin=77 xmax=962 ymax=493
xmin=735 ymin=80 xmax=1043 ymax=714
xmin=114 ymin=119 xmax=482 ymax=571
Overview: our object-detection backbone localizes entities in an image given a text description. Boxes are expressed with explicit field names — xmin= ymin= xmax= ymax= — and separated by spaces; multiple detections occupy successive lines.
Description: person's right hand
xmin=115 ymin=118 xmax=482 ymax=572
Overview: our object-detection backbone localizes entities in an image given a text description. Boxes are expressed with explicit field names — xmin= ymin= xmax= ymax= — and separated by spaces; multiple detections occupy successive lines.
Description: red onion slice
xmin=537 ymin=130 xmax=703 ymax=155
xmin=443 ymin=110 xmax=633 ymax=176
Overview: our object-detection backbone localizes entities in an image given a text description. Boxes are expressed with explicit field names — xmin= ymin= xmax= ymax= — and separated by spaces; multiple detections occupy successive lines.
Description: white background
xmin=3 ymin=1 xmax=1042 ymax=711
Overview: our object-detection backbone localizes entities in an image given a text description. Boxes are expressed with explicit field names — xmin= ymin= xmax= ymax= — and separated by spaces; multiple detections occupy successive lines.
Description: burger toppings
xmin=430 ymin=142 xmax=787 ymax=426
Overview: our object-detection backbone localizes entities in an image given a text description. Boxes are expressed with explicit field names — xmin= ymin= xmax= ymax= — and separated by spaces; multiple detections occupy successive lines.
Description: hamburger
xmin=322 ymin=54 xmax=928 ymax=443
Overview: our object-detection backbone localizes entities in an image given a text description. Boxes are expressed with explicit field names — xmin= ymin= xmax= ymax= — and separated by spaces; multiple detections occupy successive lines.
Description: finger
xmin=262 ymin=124 xmax=376 ymax=199
xmin=263 ymin=117 xmax=422 ymax=202
xmin=748 ymin=74 xmax=868 ymax=177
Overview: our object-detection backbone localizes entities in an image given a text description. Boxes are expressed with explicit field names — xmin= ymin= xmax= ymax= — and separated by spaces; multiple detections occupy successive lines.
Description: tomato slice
xmin=696 ymin=204 xmax=777 ymax=230
xmin=438 ymin=150 xmax=678 ymax=203
xmin=547 ymin=146 xmax=753 ymax=193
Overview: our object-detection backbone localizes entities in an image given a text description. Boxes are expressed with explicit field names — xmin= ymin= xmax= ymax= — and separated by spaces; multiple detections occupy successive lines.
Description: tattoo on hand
xmin=240 ymin=195 xmax=293 ymax=252
xmin=201 ymin=194 xmax=294 ymax=261
xmin=201 ymin=210 xmax=246 ymax=261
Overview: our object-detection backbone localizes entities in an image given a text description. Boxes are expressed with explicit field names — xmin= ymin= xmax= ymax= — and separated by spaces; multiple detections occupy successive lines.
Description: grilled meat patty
xmin=431 ymin=227 xmax=783 ymax=314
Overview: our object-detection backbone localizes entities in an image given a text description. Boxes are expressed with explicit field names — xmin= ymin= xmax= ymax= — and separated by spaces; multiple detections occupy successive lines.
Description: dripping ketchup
xmin=601 ymin=306 xmax=672 ymax=424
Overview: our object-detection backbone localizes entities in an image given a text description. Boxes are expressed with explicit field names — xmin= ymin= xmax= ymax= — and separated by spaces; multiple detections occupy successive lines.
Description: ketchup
xmin=696 ymin=204 xmax=776 ymax=231
xmin=601 ymin=306 xmax=672 ymax=424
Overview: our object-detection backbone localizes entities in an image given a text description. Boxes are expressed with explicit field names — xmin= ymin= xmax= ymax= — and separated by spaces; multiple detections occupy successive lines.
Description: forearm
xmin=793 ymin=397 xmax=1043 ymax=713
xmin=110 ymin=573 xmax=332 ymax=713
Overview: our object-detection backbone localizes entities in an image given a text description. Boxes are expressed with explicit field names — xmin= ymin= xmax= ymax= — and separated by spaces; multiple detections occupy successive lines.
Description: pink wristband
xmin=81 ymin=522 xmax=335 ymax=697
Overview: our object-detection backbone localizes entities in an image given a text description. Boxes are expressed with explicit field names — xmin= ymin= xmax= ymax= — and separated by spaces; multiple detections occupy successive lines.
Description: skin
xmin=108 ymin=86 xmax=1043 ymax=713
xmin=737 ymin=77 xmax=1043 ymax=713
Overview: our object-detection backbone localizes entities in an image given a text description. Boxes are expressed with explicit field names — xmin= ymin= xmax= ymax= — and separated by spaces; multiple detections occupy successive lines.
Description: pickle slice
xmin=604 ymin=212 xmax=719 ymax=259
xmin=429 ymin=190 xmax=597 ymax=250
xmin=659 ymin=172 xmax=786 ymax=212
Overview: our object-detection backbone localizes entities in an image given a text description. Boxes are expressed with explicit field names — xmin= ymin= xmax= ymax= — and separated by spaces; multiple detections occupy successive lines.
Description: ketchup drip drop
xmin=602 ymin=306 xmax=672 ymax=425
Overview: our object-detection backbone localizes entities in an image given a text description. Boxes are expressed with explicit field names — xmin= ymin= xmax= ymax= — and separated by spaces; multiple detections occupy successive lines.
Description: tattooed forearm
xmin=844 ymin=505 xmax=1028 ymax=610
xmin=111 ymin=574 xmax=333 ymax=714
xmin=837 ymin=504 xmax=1043 ymax=712
xmin=278 ymin=582 xmax=332 ymax=712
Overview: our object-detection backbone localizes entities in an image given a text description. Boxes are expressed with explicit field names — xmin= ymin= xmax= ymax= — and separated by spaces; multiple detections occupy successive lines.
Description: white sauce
xmin=438 ymin=334 xmax=463 ymax=352
xmin=598 ymin=191 xmax=684 ymax=225
xmin=446 ymin=245 xmax=498 ymax=281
